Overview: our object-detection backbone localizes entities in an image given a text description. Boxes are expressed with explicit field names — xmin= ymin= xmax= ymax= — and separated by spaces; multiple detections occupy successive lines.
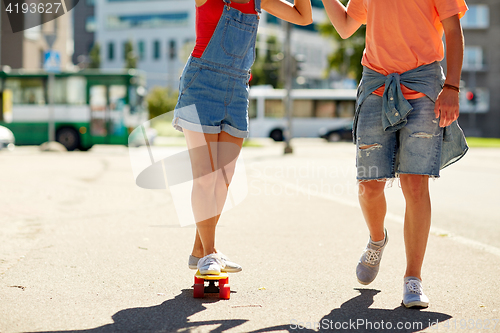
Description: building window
xmin=138 ymin=40 xmax=145 ymax=61
xmin=86 ymin=0 xmax=95 ymax=5
xmin=108 ymin=42 xmax=115 ymax=61
xmin=168 ymin=39 xmax=176 ymax=60
xmin=153 ymin=40 xmax=161 ymax=60
xmin=462 ymin=5 xmax=489 ymax=29
xmin=85 ymin=16 xmax=96 ymax=32
xmin=123 ymin=41 xmax=127 ymax=60
xmin=463 ymin=46 xmax=485 ymax=70
xmin=106 ymin=12 xmax=189 ymax=29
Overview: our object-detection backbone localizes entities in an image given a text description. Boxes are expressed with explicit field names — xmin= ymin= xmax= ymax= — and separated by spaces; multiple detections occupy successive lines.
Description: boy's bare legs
xmin=358 ymin=180 xmax=387 ymax=242
xmin=359 ymin=175 xmax=431 ymax=282
xmin=400 ymin=174 xmax=431 ymax=281
xmin=189 ymin=130 xmax=243 ymax=258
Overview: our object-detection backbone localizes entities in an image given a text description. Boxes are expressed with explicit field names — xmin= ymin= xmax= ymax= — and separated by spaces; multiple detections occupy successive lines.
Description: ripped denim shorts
xmin=356 ymin=94 xmax=443 ymax=182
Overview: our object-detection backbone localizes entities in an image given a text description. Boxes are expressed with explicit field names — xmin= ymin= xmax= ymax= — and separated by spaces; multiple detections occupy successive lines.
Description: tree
xmin=146 ymin=86 xmax=178 ymax=120
xmin=124 ymin=40 xmax=138 ymax=69
xmin=250 ymin=35 xmax=283 ymax=88
xmin=317 ymin=1 xmax=366 ymax=83
xmin=88 ymin=43 xmax=101 ymax=69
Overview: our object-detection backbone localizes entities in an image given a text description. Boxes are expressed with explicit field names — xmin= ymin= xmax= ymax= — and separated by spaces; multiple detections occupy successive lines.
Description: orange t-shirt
xmin=347 ymin=0 xmax=468 ymax=99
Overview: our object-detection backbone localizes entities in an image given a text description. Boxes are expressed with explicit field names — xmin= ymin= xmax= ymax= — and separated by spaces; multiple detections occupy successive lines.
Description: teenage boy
xmin=322 ymin=0 xmax=468 ymax=308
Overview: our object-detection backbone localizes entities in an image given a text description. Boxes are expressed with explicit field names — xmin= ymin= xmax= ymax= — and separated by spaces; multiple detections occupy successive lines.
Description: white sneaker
xmin=197 ymin=253 xmax=225 ymax=275
xmin=189 ymin=252 xmax=242 ymax=273
xmin=403 ymin=276 xmax=429 ymax=308
xmin=217 ymin=252 xmax=242 ymax=273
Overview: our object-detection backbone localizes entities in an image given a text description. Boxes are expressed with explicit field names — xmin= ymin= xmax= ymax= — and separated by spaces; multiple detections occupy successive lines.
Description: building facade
xmin=457 ymin=0 xmax=500 ymax=137
xmin=95 ymin=0 xmax=195 ymax=88
xmin=256 ymin=4 xmax=337 ymax=89
xmin=1 ymin=3 xmax=73 ymax=71
xmin=72 ymin=0 xmax=96 ymax=65
xmin=94 ymin=0 xmax=336 ymax=89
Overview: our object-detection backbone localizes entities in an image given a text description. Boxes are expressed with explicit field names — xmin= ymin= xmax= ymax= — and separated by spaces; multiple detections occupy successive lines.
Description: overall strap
xmin=222 ymin=0 xmax=231 ymax=8
xmin=254 ymin=0 xmax=261 ymax=14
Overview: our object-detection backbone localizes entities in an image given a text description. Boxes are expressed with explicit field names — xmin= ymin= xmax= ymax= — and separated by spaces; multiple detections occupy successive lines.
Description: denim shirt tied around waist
xmin=354 ymin=61 xmax=468 ymax=169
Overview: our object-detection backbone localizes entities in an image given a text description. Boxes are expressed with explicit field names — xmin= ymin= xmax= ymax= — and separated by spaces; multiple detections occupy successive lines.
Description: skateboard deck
xmin=193 ymin=270 xmax=230 ymax=299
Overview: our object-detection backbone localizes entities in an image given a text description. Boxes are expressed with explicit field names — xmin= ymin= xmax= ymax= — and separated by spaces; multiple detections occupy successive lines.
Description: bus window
xmin=109 ymin=85 xmax=127 ymax=136
xmin=66 ymin=77 xmax=87 ymax=105
xmin=90 ymin=85 xmax=107 ymax=136
xmin=109 ymin=85 xmax=126 ymax=111
xmin=248 ymin=99 xmax=257 ymax=119
xmin=292 ymin=99 xmax=313 ymax=118
xmin=49 ymin=77 xmax=87 ymax=105
xmin=337 ymin=101 xmax=355 ymax=118
xmin=5 ymin=78 xmax=46 ymax=105
xmin=128 ymin=85 xmax=146 ymax=114
xmin=314 ymin=100 xmax=336 ymax=118
xmin=53 ymin=78 xmax=66 ymax=104
xmin=264 ymin=99 xmax=284 ymax=118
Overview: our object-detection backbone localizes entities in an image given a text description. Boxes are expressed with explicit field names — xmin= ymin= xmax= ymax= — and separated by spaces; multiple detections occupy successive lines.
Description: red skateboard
xmin=193 ymin=270 xmax=230 ymax=299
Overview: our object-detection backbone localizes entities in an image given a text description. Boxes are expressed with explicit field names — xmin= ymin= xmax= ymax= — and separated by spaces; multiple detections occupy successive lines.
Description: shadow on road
xmin=249 ymin=288 xmax=452 ymax=332
xmin=30 ymin=288 xmax=452 ymax=332
xmin=32 ymin=289 xmax=247 ymax=333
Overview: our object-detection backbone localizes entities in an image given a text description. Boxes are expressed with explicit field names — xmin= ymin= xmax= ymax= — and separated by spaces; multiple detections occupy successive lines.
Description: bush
xmin=146 ymin=86 xmax=178 ymax=120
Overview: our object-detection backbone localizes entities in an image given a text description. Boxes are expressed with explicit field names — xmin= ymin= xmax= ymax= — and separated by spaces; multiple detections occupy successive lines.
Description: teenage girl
xmin=173 ymin=0 xmax=312 ymax=274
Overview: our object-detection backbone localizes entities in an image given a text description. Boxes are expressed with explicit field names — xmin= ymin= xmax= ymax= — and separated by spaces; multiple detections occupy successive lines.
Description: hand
xmin=434 ymin=87 xmax=460 ymax=127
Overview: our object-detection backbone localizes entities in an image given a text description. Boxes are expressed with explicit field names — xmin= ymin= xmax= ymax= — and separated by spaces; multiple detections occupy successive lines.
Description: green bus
xmin=0 ymin=69 xmax=148 ymax=150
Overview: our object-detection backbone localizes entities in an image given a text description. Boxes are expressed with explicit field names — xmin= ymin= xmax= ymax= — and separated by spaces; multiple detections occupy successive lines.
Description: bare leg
xmin=214 ymin=131 xmax=244 ymax=219
xmin=187 ymin=130 xmax=243 ymax=258
xmin=358 ymin=180 xmax=387 ymax=242
xmin=400 ymin=174 xmax=431 ymax=280
xmin=183 ymin=129 xmax=218 ymax=257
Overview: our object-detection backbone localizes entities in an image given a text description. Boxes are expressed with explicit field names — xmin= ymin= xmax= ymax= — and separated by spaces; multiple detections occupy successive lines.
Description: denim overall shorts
xmin=173 ymin=0 xmax=261 ymax=138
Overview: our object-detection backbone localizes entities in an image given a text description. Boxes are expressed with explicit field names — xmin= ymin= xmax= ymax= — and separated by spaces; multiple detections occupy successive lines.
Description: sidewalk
xmin=0 ymin=142 xmax=499 ymax=332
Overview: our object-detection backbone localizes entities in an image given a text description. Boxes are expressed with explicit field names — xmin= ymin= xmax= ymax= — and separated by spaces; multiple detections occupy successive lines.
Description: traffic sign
xmin=43 ymin=50 xmax=61 ymax=73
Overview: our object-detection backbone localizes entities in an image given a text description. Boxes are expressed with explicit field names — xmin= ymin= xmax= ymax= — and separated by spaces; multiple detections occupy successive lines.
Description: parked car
xmin=319 ymin=123 xmax=353 ymax=142
xmin=0 ymin=125 xmax=15 ymax=150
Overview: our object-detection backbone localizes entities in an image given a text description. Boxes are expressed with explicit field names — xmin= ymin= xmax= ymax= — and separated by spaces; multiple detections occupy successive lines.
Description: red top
xmin=192 ymin=0 xmax=257 ymax=58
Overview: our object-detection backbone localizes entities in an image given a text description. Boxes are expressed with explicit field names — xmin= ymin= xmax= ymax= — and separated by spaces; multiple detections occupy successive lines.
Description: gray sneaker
xmin=189 ymin=252 xmax=242 ymax=273
xmin=403 ymin=276 xmax=429 ymax=308
xmin=356 ymin=229 xmax=388 ymax=285
xmin=197 ymin=253 xmax=225 ymax=275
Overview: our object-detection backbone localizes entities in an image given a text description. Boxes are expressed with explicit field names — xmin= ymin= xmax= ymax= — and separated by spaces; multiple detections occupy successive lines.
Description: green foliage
xmin=124 ymin=40 xmax=138 ymax=69
xmin=88 ymin=43 xmax=101 ymax=69
xmin=250 ymin=35 xmax=283 ymax=88
xmin=317 ymin=2 xmax=366 ymax=83
xmin=465 ymin=137 xmax=500 ymax=148
xmin=146 ymin=86 xmax=178 ymax=120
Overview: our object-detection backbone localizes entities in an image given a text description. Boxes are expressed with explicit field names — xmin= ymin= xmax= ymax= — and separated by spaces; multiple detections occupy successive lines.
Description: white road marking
xmin=260 ymin=176 xmax=500 ymax=258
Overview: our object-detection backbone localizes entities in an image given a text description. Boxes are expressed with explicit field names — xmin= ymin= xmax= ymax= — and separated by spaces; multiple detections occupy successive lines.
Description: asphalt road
xmin=0 ymin=140 xmax=499 ymax=332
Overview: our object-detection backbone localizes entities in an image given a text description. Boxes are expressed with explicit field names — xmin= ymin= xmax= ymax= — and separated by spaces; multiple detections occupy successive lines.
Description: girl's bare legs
xmin=185 ymin=129 xmax=243 ymax=258
xmin=184 ymin=129 xmax=218 ymax=257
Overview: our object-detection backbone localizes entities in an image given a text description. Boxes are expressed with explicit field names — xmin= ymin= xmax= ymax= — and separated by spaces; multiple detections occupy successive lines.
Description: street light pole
xmin=283 ymin=21 xmax=293 ymax=154
xmin=468 ymin=69 xmax=479 ymax=136
xmin=48 ymin=72 xmax=55 ymax=142
xmin=44 ymin=25 xmax=58 ymax=143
